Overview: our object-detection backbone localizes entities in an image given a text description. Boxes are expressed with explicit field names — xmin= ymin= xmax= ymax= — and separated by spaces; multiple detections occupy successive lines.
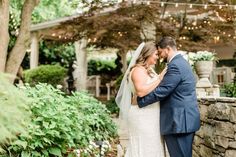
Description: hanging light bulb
xmin=219 ymin=5 xmax=222 ymax=9
xmin=175 ymin=3 xmax=179 ymax=8
xmin=161 ymin=2 xmax=164 ymax=7
xmin=234 ymin=5 xmax=236 ymax=10
xmin=204 ymin=4 xmax=208 ymax=9
xmin=146 ymin=1 xmax=150 ymax=5
xmin=189 ymin=4 xmax=193 ymax=8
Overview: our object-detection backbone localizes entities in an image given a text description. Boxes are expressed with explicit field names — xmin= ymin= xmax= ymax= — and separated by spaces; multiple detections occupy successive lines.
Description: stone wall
xmin=193 ymin=97 xmax=236 ymax=157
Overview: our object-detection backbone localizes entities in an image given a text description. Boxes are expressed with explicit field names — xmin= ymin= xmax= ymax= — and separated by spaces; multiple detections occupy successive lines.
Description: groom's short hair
xmin=156 ymin=36 xmax=177 ymax=50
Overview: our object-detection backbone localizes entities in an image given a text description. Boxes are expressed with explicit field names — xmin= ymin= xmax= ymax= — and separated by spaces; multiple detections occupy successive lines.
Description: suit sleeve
xmin=137 ymin=64 xmax=181 ymax=108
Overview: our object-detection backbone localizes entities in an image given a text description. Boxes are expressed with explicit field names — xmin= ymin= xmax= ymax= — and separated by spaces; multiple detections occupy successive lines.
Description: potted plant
xmin=188 ymin=51 xmax=217 ymax=88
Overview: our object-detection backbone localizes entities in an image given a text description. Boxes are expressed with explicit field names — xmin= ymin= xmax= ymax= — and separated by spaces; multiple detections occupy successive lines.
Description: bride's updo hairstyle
xmin=130 ymin=41 xmax=157 ymax=76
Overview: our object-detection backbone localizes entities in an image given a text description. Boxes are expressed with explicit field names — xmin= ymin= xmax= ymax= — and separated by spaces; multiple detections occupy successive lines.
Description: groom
xmin=137 ymin=37 xmax=200 ymax=157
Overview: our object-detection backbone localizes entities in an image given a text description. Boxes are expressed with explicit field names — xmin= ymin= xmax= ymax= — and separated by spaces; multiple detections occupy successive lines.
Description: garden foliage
xmin=23 ymin=65 xmax=66 ymax=87
xmin=3 ymin=83 xmax=117 ymax=157
xmin=0 ymin=75 xmax=30 ymax=144
xmin=223 ymin=83 xmax=236 ymax=98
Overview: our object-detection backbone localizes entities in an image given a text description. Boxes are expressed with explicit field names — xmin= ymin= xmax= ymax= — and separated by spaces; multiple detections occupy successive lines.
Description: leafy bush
xmin=88 ymin=59 xmax=117 ymax=76
xmin=0 ymin=75 xmax=30 ymax=144
xmin=24 ymin=65 xmax=66 ymax=87
xmin=223 ymin=83 xmax=236 ymax=98
xmin=39 ymin=41 xmax=76 ymax=68
xmin=105 ymin=98 xmax=119 ymax=117
xmin=4 ymin=84 xmax=117 ymax=157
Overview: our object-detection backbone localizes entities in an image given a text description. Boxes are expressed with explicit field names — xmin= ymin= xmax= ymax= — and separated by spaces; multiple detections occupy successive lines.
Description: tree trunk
xmin=0 ymin=0 xmax=10 ymax=72
xmin=5 ymin=0 xmax=40 ymax=82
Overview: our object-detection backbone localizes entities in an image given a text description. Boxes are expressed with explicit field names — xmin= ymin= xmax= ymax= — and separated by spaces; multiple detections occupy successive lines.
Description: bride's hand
xmin=159 ymin=67 xmax=167 ymax=81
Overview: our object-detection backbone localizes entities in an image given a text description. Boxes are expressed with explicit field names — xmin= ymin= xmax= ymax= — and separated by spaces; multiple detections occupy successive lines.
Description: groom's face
xmin=157 ymin=47 xmax=168 ymax=62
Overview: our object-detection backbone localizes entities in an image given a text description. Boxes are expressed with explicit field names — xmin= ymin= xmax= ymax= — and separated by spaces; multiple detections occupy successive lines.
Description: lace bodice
xmin=128 ymin=68 xmax=158 ymax=94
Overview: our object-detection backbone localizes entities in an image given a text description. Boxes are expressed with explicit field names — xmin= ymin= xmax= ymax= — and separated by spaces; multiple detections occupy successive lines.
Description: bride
xmin=116 ymin=42 xmax=167 ymax=157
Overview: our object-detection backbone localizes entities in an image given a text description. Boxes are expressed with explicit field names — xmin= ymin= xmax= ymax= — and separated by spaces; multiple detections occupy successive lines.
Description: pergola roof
xmin=29 ymin=2 xmax=236 ymax=55
xmin=30 ymin=6 xmax=120 ymax=41
xmin=30 ymin=14 xmax=80 ymax=31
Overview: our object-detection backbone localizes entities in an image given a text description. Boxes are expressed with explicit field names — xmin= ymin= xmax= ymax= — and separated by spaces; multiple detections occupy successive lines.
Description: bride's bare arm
xmin=131 ymin=67 xmax=165 ymax=97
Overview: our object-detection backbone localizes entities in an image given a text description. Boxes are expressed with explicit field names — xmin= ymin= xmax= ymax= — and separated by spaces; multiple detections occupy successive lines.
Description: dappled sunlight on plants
xmin=0 ymin=74 xmax=30 ymax=145
xmin=1 ymin=83 xmax=117 ymax=157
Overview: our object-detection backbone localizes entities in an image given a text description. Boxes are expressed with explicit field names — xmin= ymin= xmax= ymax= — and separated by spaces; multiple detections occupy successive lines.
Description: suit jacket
xmin=137 ymin=54 xmax=200 ymax=135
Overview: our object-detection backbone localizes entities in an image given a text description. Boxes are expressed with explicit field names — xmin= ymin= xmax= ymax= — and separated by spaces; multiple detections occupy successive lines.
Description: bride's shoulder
xmin=132 ymin=66 xmax=146 ymax=74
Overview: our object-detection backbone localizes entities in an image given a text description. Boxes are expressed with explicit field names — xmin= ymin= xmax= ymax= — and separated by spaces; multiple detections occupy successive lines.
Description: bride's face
xmin=146 ymin=50 xmax=159 ymax=65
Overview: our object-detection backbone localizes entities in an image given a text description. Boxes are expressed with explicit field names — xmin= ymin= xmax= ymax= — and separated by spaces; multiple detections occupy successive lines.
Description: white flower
xmin=74 ymin=149 xmax=81 ymax=157
xmin=188 ymin=51 xmax=216 ymax=62
xmin=56 ymin=84 xmax=63 ymax=89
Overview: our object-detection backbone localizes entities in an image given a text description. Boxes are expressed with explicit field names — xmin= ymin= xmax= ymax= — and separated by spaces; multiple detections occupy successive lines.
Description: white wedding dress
xmin=125 ymin=71 xmax=166 ymax=157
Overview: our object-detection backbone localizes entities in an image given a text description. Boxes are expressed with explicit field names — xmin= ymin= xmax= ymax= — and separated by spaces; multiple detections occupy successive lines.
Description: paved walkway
xmin=112 ymin=118 xmax=128 ymax=157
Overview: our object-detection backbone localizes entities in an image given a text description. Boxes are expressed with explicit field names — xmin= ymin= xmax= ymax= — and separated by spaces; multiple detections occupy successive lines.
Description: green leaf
xmin=49 ymin=147 xmax=62 ymax=156
xmin=13 ymin=140 xmax=27 ymax=149
xmin=21 ymin=151 xmax=30 ymax=157
xmin=42 ymin=149 xmax=49 ymax=156
xmin=68 ymin=153 xmax=75 ymax=157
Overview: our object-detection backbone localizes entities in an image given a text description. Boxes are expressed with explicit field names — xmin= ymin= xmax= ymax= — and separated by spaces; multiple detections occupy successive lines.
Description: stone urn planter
xmin=195 ymin=61 xmax=213 ymax=88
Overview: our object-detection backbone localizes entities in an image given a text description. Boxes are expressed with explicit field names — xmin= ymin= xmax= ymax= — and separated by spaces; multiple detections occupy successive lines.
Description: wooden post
xmin=74 ymin=38 xmax=88 ymax=91
xmin=120 ymin=52 xmax=127 ymax=73
xmin=30 ymin=32 xmax=39 ymax=69
xmin=106 ymin=83 xmax=110 ymax=100
xmin=95 ymin=75 xmax=100 ymax=97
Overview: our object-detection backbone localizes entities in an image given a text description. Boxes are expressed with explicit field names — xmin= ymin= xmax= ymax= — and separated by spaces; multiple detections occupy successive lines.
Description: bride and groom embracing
xmin=116 ymin=36 xmax=201 ymax=157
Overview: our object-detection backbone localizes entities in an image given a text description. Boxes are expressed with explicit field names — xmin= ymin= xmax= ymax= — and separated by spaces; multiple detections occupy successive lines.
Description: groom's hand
xmin=131 ymin=94 xmax=138 ymax=105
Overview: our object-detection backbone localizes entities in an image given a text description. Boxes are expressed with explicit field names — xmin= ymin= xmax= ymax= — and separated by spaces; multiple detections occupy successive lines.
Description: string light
xmin=135 ymin=1 xmax=236 ymax=9
xmin=161 ymin=2 xmax=164 ymax=7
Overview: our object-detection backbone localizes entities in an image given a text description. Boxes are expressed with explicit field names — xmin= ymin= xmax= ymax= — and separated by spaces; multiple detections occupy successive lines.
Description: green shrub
xmin=88 ymin=59 xmax=117 ymax=76
xmin=105 ymin=98 xmax=119 ymax=117
xmin=24 ymin=65 xmax=66 ymax=87
xmin=0 ymin=75 xmax=30 ymax=144
xmin=4 ymin=84 xmax=117 ymax=157
xmin=223 ymin=83 xmax=236 ymax=98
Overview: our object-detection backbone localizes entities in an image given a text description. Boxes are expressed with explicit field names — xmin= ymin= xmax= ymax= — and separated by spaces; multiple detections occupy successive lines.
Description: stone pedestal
xmin=195 ymin=61 xmax=213 ymax=88
xmin=196 ymin=85 xmax=220 ymax=97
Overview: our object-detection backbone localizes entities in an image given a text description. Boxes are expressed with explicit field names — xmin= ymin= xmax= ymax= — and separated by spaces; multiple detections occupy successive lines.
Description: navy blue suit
xmin=137 ymin=54 xmax=200 ymax=157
